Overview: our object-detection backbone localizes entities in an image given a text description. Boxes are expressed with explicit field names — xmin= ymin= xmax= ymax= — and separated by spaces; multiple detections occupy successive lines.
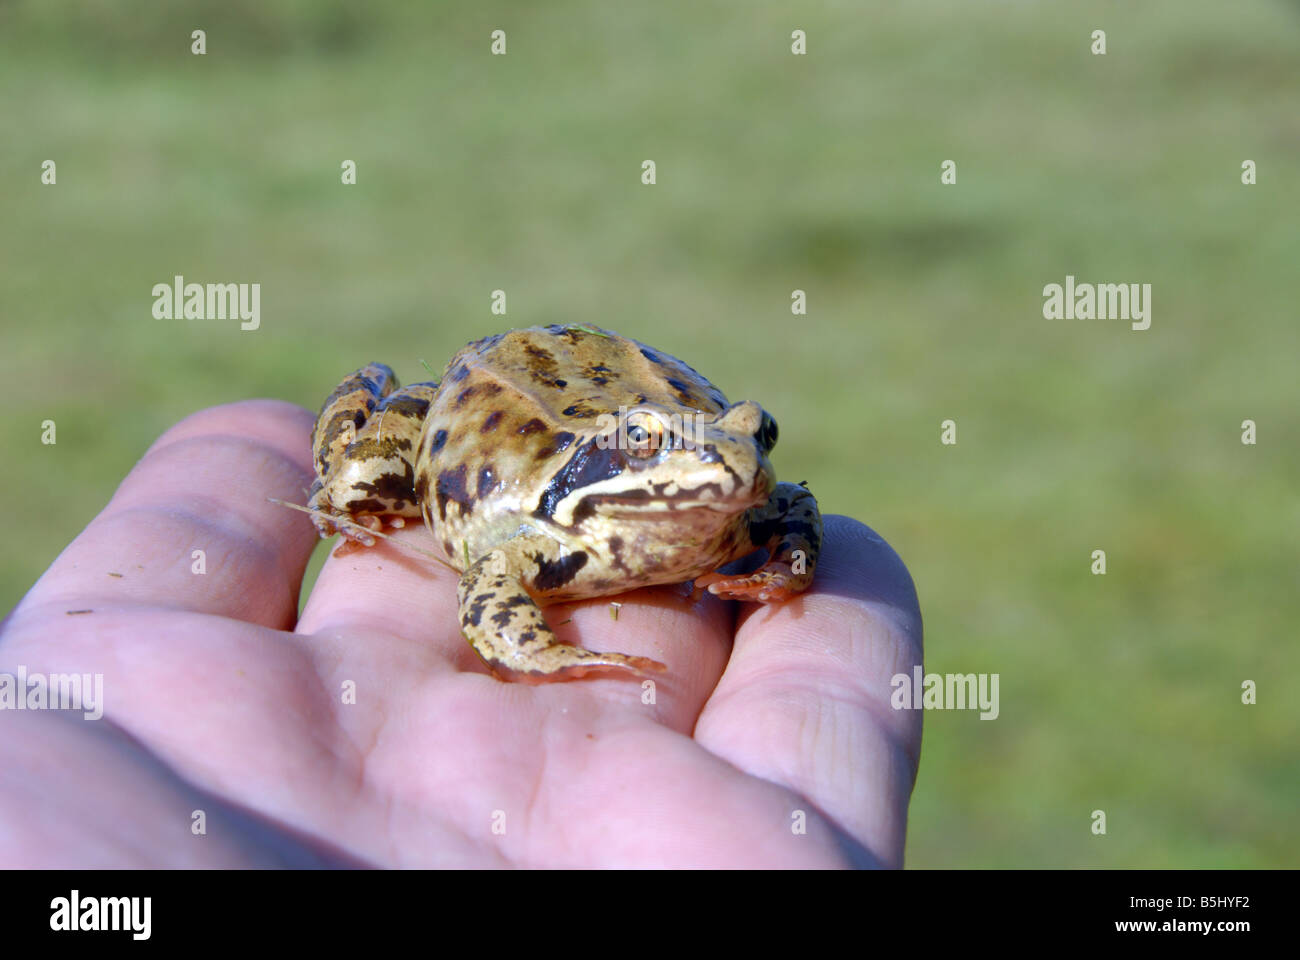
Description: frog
xmin=307 ymin=324 xmax=822 ymax=683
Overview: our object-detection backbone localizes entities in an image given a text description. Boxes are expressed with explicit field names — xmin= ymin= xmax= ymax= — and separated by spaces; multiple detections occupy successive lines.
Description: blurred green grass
xmin=2 ymin=0 xmax=1297 ymax=867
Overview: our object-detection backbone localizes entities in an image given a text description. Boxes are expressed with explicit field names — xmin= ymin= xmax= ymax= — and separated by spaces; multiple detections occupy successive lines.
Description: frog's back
xmin=415 ymin=325 xmax=729 ymax=564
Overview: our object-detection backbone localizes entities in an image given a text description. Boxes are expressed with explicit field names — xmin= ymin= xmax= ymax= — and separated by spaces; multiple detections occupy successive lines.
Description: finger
xmin=297 ymin=527 xmax=736 ymax=727
xmin=692 ymin=515 xmax=924 ymax=867
xmin=295 ymin=525 xmax=461 ymax=653
xmin=18 ymin=400 xmax=320 ymax=629
xmin=543 ymin=584 xmax=737 ymax=729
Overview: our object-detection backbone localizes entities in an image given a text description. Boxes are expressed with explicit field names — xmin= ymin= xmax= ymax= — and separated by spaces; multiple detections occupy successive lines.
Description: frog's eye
xmin=757 ymin=412 xmax=778 ymax=452
xmin=624 ymin=413 xmax=665 ymax=459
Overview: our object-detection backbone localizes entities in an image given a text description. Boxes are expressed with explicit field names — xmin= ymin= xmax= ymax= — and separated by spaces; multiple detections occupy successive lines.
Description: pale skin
xmin=0 ymin=400 xmax=923 ymax=868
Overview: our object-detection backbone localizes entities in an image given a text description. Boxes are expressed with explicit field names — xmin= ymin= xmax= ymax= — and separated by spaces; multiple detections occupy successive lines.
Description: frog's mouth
xmin=585 ymin=481 xmax=769 ymax=515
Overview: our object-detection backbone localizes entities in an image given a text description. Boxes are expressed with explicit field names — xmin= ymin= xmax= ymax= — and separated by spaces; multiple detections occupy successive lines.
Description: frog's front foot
xmin=696 ymin=481 xmax=822 ymax=603
xmin=696 ymin=566 xmax=803 ymax=603
xmin=458 ymin=535 xmax=667 ymax=683
xmin=307 ymin=480 xmax=384 ymax=546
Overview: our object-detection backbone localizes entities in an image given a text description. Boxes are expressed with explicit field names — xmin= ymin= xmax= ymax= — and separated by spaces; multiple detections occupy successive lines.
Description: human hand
xmin=0 ymin=400 xmax=922 ymax=868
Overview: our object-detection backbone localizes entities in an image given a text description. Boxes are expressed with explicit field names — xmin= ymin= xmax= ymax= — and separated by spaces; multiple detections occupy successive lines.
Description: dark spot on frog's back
xmin=544 ymin=324 xmax=586 ymax=344
xmin=640 ymin=348 xmax=661 ymax=364
xmin=477 ymin=465 xmax=497 ymax=498
xmin=562 ymin=402 xmax=598 ymax=419
xmin=525 ymin=344 xmax=554 ymax=367
xmin=517 ymin=418 xmax=546 ymax=436
xmin=455 ymin=386 xmax=478 ymax=408
xmin=428 ymin=428 xmax=448 ymax=454
xmin=533 ymin=550 xmax=588 ymax=591
xmin=449 ymin=364 xmax=471 ymax=383
xmin=435 ymin=464 xmax=472 ymax=520
xmin=665 ymin=377 xmax=697 ymax=402
xmin=380 ymin=393 xmax=431 ymax=419
xmin=481 ymin=411 xmax=503 ymax=433
xmin=524 ymin=343 xmax=569 ymax=388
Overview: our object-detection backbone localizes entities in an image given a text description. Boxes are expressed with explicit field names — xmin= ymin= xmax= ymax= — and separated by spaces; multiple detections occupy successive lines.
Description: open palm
xmin=0 ymin=401 xmax=922 ymax=868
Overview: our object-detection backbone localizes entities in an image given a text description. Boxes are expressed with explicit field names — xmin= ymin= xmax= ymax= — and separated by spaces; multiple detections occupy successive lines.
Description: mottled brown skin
xmin=309 ymin=324 xmax=823 ymax=682
xmin=308 ymin=365 xmax=437 ymax=544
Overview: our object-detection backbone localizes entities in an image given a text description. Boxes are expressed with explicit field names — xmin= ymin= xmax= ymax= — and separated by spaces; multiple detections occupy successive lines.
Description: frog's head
xmin=533 ymin=401 xmax=778 ymax=529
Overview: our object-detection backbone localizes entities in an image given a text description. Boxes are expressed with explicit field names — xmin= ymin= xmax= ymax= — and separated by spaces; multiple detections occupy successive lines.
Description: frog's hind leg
xmin=457 ymin=534 xmax=666 ymax=683
xmin=308 ymin=363 xmax=439 ymax=545
xmin=696 ymin=481 xmax=822 ymax=603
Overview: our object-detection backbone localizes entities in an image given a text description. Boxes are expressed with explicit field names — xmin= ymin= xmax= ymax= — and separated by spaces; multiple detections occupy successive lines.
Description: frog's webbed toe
xmin=696 ymin=481 xmax=822 ymax=603
xmin=457 ymin=536 xmax=666 ymax=683
xmin=306 ymin=474 xmax=380 ymax=545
